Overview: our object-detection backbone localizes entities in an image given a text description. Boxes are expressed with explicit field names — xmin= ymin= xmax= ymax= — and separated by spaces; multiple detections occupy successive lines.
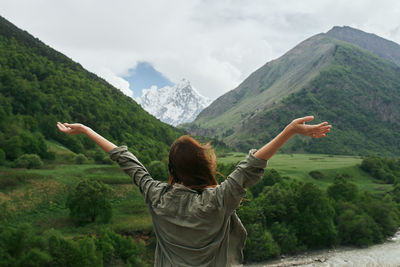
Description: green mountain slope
xmin=0 ymin=16 xmax=184 ymax=164
xmin=184 ymin=28 xmax=400 ymax=156
xmin=189 ymin=34 xmax=336 ymax=133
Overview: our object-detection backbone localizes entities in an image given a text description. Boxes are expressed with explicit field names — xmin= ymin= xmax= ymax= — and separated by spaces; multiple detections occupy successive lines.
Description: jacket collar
xmin=172 ymin=183 xmax=199 ymax=193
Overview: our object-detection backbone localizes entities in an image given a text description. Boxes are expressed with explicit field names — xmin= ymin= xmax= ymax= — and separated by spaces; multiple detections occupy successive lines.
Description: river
xmin=245 ymin=230 xmax=400 ymax=267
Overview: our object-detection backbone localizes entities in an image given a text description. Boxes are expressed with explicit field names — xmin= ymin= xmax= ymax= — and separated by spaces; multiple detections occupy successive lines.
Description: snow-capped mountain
xmin=136 ymin=79 xmax=211 ymax=126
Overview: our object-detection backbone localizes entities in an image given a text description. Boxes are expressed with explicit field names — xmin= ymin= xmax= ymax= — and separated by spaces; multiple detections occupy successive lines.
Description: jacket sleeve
xmin=216 ymin=149 xmax=268 ymax=214
xmin=108 ymin=146 xmax=169 ymax=206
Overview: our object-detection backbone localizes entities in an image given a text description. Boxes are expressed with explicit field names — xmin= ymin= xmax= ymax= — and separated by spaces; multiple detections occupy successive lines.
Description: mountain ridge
xmin=194 ymin=33 xmax=336 ymax=130
xmin=184 ymin=26 xmax=400 ymax=156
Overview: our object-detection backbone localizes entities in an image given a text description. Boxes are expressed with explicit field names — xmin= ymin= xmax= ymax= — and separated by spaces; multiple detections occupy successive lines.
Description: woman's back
xmin=151 ymin=184 xmax=233 ymax=267
xmin=108 ymin=146 xmax=268 ymax=267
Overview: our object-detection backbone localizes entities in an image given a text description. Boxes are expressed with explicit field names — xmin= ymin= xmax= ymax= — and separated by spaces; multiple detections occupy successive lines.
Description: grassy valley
xmin=218 ymin=152 xmax=392 ymax=192
xmin=2 ymin=143 xmax=399 ymax=265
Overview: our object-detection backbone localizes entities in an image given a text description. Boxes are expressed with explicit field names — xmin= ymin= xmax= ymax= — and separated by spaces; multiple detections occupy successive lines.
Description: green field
xmin=1 ymin=150 xmax=390 ymax=238
xmin=0 ymin=160 xmax=155 ymax=265
xmin=0 ymin=163 xmax=152 ymax=236
xmin=218 ymin=152 xmax=392 ymax=193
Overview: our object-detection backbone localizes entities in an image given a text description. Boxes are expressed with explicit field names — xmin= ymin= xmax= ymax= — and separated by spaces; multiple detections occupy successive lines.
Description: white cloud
xmin=1 ymin=0 xmax=400 ymax=99
xmin=96 ymin=68 xmax=133 ymax=98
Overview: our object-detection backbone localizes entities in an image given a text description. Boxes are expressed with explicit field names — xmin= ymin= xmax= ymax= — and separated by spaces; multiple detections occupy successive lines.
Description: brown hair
xmin=168 ymin=135 xmax=217 ymax=192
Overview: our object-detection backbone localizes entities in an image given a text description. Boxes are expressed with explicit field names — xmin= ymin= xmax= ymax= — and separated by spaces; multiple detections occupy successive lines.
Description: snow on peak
xmin=136 ymin=79 xmax=211 ymax=126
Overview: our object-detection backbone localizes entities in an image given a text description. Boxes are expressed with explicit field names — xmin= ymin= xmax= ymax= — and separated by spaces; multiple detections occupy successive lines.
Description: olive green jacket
xmin=109 ymin=146 xmax=267 ymax=267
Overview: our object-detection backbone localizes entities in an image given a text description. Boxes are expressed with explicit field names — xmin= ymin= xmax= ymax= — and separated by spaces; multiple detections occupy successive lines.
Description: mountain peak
xmin=328 ymin=25 xmax=362 ymax=33
xmin=327 ymin=25 xmax=400 ymax=66
xmin=137 ymin=80 xmax=211 ymax=126
xmin=176 ymin=78 xmax=190 ymax=88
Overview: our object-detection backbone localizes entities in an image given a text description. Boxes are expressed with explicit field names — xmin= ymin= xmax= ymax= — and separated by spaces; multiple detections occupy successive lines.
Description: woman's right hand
xmin=57 ymin=122 xmax=88 ymax=135
xmin=286 ymin=116 xmax=332 ymax=138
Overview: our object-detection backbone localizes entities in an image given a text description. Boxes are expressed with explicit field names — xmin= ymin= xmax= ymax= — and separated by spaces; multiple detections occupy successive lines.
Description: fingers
xmin=310 ymin=123 xmax=331 ymax=131
xmin=316 ymin=122 xmax=329 ymax=127
xmin=57 ymin=122 xmax=71 ymax=133
xmin=57 ymin=122 xmax=66 ymax=131
xmin=308 ymin=122 xmax=332 ymax=138
xmin=313 ymin=133 xmax=326 ymax=138
xmin=296 ymin=115 xmax=314 ymax=124
xmin=64 ymin=123 xmax=81 ymax=130
xmin=313 ymin=125 xmax=332 ymax=133
xmin=311 ymin=127 xmax=331 ymax=138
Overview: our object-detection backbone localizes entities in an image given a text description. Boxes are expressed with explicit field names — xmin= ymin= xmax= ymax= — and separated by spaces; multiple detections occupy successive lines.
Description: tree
xmin=75 ymin=153 xmax=88 ymax=164
xmin=0 ymin=148 xmax=5 ymax=165
xmin=2 ymin=136 xmax=23 ymax=160
xmin=147 ymin=160 xmax=168 ymax=181
xmin=294 ymin=183 xmax=337 ymax=248
xmin=244 ymin=224 xmax=280 ymax=261
xmin=335 ymin=202 xmax=381 ymax=246
xmin=12 ymin=154 xmax=43 ymax=169
xmin=66 ymin=179 xmax=112 ymax=225
xmin=270 ymin=222 xmax=299 ymax=254
xmin=250 ymin=168 xmax=282 ymax=198
xmin=327 ymin=174 xmax=358 ymax=202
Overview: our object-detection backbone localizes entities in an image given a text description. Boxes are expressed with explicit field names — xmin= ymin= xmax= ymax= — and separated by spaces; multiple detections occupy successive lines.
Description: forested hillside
xmin=184 ymin=27 xmax=400 ymax=156
xmin=0 ymin=16 xmax=184 ymax=165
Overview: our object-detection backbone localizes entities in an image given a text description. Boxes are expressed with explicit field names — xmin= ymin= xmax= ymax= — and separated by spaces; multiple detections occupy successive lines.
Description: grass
xmin=46 ymin=140 xmax=77 ymax=163
xmin=0 ymin=141 xmax=153 ymax=238
xmin=217 ymin=152 xmax=392 ymax=193
xmin=0 ymin=163 xmax=152 ymax=236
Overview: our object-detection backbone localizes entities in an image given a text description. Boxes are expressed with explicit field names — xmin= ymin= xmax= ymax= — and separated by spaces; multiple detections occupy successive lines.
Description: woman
xmin=57 ymin=116 xmax=331 ymax=267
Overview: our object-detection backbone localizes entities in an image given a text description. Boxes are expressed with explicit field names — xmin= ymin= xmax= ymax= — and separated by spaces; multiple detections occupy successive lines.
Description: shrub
xmin=147 ymin=160 xmax=168 ymax=181
xmin=309 ymin=170 xmax=325 ymax=179
xmin=47 ymin=229 xmax=100 ymax=266
xmin=327 ymin=175 xmax=358 ymax=202
xmin=12 ymin=154 xmax=43 ymax=169
xmin=244 ymin=224 xmax=280 ymax=261
xmin=0 ymin=224 xmax=48 ymax=266
xmin=0 ymin=201 xmax=13 ymax=223
xmin=93 ymin=149 xmax=107 ymax=163
xmin=270 ymin=222 xmax=299 ymax=254
xmin=336 ymin=203 xmax=381 ymax=246
xmin=2 ymin=136 xmax=23 ymax=160
xmin=0 ymin=148 xmax=5 ymax=165
xmin=101 ymin=156 xmax=114 ymax=165
xmin=250 ymin=168 xmax=282 ymax=197
xmin=66 ymin=179 xmax=112 ymax=225
xmin=97 ymin=228 xmax=147 ymax=266
xmin=75 ymin=153 xmax=88 ymax=164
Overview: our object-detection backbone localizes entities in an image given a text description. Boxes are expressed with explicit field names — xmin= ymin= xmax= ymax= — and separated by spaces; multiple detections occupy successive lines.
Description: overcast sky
xmin=1 ymin=0 xmax=400 ymax=100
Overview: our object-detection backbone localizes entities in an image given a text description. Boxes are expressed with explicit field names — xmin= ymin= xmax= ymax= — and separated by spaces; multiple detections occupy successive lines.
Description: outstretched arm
xmin=254 ymin=116 xmax=332 ymax=160
xmin=57 ymin=122 xmax=168 ymax=205
xmin=57 ymin=122 xmax=117 ymax=152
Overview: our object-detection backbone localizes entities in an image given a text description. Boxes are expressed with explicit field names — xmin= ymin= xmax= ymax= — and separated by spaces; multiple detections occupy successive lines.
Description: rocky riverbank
xmin=246 ymin=230 xmax=400 ymax=267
